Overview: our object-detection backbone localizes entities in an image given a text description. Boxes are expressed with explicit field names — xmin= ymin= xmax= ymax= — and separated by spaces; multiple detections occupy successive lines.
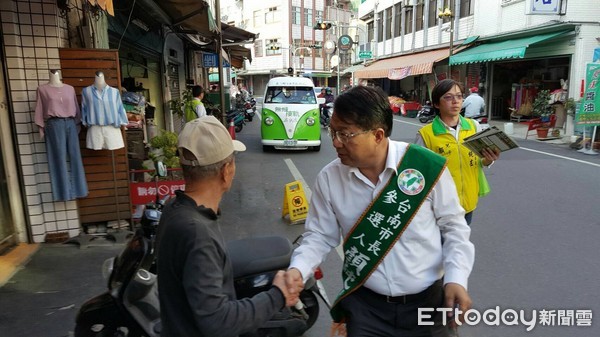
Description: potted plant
xmin=532 ymin=89 xmax=552 ymax=138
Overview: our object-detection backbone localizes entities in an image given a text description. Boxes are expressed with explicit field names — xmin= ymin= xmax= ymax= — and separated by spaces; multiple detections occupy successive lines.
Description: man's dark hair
xmin=192 ymin=85 xmax=204 ymax=98
xmin=333 ymin=86 xmax=393 ymax=137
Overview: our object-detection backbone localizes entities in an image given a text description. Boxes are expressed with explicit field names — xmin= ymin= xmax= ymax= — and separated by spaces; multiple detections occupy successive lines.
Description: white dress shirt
xmin=289 ymin=141 xmax=475 ymax=296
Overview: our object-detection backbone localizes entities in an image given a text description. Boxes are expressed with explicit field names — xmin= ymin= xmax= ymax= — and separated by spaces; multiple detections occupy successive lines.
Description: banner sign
xmin=130 ymin=180 xmax=186 ymax=205
xmin=575 ymin=63 xmax=600 ymax=126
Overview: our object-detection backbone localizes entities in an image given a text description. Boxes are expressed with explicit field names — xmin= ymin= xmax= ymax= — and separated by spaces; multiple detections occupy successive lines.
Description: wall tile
xmin=47 ymin=48 xmax=58 ymax=58
xmin=6 ymin=57 xmax=24 ymax=69
xmin=12 ymin=101 xmax=30 ymax=113
xmin=56 ymin=212 xmax=67 ymax=221
xmin=43 ymin=14 xmax=55 ymax=25
xmin=20 ymin=25 xmax=32 ymax=36
xmin=42 ymin=202 xmax=55 ymax=212
xmin=35 ymin=47 xmax=47 ymax=58
xmin=55 ymin=202 xmax=66 ymax=211
xmin=27 ymin=194 xmax=41 ymax=206
xmin=2 ymin=22 xmax=19 ymax=34
xmin=16 ymin=122 xmax=32 ymax=134
xmin=19 ymin=13 xmax=32 ymax=25
xmin=44 ymin=212 xmax=56 ymax=222
xmin=5 ymin=46 xmax=23 ymax=57
xmin=31 ymin=224 xmax=45 ymax=235
xmin=22 ymin=47 xmax=35 ymax=57
xmin=31 ymin=14 xmax=44 ymax=25
xmin=3 ymin=34 xmax=21 ymax=46
xmin=19 ymin=143 xmax=33 ymax=155
xmin=28 ymin=204 xmax=43 ymax=216
xmin=25 ymin=68 xmax=38 ymax=79
xmin=30 ymin=3 xmax=43 ymax=14
xmin=21 ymin=36 xmax=34 ymax=47
xmin=21 ymin=165 xmax=35 ymax=176
xmin=41 ymin=192 xmax=53 ymax=203
xmin=1 ymin=11 xmax=17 ymax=23
xmin=67 ymin=210 xmax=78 ymax=219
xmin=17 ymin=2 xmax=30 ymax=13
xmin=45 ymin=222 xmax=58 ymax=232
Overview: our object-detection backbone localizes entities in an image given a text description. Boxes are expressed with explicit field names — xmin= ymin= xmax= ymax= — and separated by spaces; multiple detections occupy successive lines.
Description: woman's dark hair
xmin=333 ymin=86 xmax=393 ymax=137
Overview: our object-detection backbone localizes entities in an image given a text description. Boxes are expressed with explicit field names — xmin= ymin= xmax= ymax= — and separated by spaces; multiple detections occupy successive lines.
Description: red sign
xmin=130 ymin=180 xmax=186 ymax=205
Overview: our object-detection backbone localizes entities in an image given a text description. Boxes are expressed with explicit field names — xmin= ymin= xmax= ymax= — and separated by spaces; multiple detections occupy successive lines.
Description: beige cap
xmin=178 ymin=116 xmax=246 ymax=166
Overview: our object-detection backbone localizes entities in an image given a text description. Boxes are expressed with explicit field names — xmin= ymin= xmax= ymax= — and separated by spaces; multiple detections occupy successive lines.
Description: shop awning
xmin=343 ymin=63 xmax=366 ymax=75
xmin=354 ymin=48 xmax=451 ymax=79
xmin=154 ymin=0 xmax=218 ymax=36
xmin=449 ymin=30 xmax=569 ymax=65
xmin=302 ymin=71 xmax=332 ymax=78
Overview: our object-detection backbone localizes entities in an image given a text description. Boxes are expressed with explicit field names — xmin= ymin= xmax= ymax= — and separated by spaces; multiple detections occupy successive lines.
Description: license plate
xmin=283 ymin=139 xmax=297 ymax=146
xmin=246 ymin=109 xmax=254 ymax=113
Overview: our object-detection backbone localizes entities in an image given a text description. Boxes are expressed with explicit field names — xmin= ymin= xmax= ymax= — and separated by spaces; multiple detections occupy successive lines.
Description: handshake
xmin=272 ymin=268 xmax=305 ymax=307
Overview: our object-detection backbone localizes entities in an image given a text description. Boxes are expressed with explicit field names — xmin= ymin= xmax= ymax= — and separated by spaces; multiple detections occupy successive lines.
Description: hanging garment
xmin=44 ymin=117 xmax=89 ymax=201
xmin=81 ymin=84 xmax=128 ymax=150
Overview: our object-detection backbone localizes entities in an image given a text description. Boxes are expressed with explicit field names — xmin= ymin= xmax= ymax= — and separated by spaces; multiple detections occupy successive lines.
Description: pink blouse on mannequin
xmin=35 ymin=82 xmax=81 ymax=138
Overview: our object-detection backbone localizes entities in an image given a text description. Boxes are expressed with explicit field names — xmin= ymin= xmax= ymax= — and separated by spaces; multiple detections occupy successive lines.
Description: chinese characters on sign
xmin=576 ymin=63 xmax=600 ymax=126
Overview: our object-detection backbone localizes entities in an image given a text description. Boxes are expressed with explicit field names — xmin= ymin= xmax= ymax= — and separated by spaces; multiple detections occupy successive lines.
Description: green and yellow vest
xmin=418 ymin=116 xmax=481 ymax=213
xmin=184 ymin=98 xmax=204 ymax=122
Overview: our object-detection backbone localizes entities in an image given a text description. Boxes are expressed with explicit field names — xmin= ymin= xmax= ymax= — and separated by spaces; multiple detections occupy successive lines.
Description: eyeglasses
xmin=328 ymin=127 xmax=373 ymax=144
xmin=441 ymin=94 xmax=464 ymax=102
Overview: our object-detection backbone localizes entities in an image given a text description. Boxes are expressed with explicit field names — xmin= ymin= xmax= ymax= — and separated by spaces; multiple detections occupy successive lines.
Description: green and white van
xmin=261 ymin=77 xmax=324 ymax=152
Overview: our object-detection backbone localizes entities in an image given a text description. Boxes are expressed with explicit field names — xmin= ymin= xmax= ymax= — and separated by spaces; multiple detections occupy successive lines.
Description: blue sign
xmin=525 ymin=0 xmax=560 ymax=15
xmin=202 ymin=53 xmax=230 ymax=68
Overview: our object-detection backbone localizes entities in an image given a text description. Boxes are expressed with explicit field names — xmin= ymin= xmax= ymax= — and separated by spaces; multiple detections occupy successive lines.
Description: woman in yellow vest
xmin=415 ymin=79 xmax=499 ymax=224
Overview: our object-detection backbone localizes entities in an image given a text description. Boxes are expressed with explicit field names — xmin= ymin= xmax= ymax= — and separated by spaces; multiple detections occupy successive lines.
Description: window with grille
xmin=460 ymin=0 xmax=474 ymax=18
xmin=266 ymin=39 xmax=281 ymax=56
xmin=292 ymin=6 xmax=301 ymax=25
xmin=405 ymin=6 xmax=413 ymax=34
xmin=304 ymin=8 xmax=313 ymax=27
xmin=254 ymin=40 xmax=263 ymax=57
xmin=377 ymin=10 xmax=383 ymax=42
xmin=428 ymin=0 xmax=438 ymax=28
xmin=416 ymin=2 xmax=424 ymax=31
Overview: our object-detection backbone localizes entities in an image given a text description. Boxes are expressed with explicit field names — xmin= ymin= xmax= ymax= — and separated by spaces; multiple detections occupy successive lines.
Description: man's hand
xmin=272 ymin=270 xmax=299 ymax=307
xmin=481 ymin=147 xmax=500 ymax=167
xmin=284 ymin=268 xmax=305 ymax=299
xmin=444 ymin=283 xmax=472 ymax=328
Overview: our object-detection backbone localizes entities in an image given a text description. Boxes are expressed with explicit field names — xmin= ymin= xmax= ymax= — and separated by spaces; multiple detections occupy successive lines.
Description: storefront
xmin=450 ymin=26 xmax=576 ymax=121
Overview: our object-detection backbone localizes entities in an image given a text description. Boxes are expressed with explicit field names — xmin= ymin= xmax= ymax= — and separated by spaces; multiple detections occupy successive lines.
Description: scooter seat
xmin=227 ymin=236 xmax=292 ymax=278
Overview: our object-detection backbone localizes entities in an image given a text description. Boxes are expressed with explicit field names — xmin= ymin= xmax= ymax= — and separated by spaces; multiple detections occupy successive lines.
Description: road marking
xmin=394 ymin=118 xmax=600 ymax=167
xmin=284 ymin=158 xmax=345 ymax=259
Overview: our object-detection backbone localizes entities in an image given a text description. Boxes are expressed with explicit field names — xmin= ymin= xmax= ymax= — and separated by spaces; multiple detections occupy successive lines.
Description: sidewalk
xmin=488 ymin=119 xmax=572 ymax=145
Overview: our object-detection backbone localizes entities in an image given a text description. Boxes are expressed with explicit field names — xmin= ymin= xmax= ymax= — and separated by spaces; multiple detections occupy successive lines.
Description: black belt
xmin=48 ymin=116 xmax=74 ymax=120
xmin=357 ymin=279 xmax=441 ymax=304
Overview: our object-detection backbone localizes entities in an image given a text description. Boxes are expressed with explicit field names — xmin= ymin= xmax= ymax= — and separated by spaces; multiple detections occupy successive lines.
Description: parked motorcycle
xmin=320 ymin=102 xmax=333 ymax=128
xmin=417 ymin=102 xmax=435 ymax=123
xmin=75 ymin=231 xmax=329 ymax=337
xmin=243 ymin=97 xmax=257 ymax=122
xmin=227 ymin=108 xmax=246 ymax=133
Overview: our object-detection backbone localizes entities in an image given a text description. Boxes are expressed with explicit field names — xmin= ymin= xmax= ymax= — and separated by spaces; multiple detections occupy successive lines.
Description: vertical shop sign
xmin=575 ymin=63 xmax=600 ymax=126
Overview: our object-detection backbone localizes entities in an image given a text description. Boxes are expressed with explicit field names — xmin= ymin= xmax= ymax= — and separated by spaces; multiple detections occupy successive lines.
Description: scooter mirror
xmin=156 ymin=161 xmax=167 ymax=178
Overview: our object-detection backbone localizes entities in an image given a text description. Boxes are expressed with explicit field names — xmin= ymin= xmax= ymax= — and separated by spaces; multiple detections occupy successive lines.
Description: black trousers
xmin=339 ymin=280 xmax=451 ymax=337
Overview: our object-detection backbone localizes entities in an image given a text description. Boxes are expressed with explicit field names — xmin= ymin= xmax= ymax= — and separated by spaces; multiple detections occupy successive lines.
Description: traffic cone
xmin=228 ymin=120 xmax=236 ymax=140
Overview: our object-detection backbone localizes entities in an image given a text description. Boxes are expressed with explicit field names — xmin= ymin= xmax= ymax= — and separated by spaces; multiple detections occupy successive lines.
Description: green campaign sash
xmin=330 ymin=144 xmax=447 ymax=322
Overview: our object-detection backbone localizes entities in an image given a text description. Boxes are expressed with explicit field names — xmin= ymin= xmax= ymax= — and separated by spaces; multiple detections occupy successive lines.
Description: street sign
xmin=359 ymin=50 xmax=372 ymax=59
xmin=202 ymin=53 xmax=230 ymax=68
xmin=338 ymin=35 xmax=353 ymax=52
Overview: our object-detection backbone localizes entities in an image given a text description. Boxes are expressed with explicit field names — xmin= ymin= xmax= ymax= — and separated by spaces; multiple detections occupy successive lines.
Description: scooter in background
xmin=417 ymin=102 xmax=435 ymax=123
xmin=227 ymin=108 xmax=246 ymax=133
xmin=320 ymin=102 xmax=333 ymax=128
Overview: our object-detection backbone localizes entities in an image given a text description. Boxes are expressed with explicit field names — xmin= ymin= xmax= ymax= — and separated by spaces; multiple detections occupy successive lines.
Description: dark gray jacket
xmin=156 ymin=191 xmax=285 ymax=337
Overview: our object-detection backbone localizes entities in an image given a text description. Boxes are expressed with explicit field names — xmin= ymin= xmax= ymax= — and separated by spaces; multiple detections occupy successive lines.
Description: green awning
xmin=450 ymin=31 xmax=569 ymax=65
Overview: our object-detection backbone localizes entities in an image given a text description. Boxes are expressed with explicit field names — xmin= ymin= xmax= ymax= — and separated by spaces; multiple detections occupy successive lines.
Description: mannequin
xmin=81 ymin=70 xmax=128 ymax=150
xmin=34 ymin=69 xmax=88 ymax=201
xmin=49 ymin=69 xmax=63 ymax=87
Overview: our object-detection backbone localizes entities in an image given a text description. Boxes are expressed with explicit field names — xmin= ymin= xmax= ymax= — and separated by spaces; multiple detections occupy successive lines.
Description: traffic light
xmin=313 ymin=22 xmax=332 ymax=30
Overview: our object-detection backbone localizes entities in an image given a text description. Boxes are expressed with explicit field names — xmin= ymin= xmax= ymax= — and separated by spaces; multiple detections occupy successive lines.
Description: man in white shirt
xmin=284 ymin=86 xmax=474 ymax=337
xmin=462 ymin=87 xmax=485 ymax=118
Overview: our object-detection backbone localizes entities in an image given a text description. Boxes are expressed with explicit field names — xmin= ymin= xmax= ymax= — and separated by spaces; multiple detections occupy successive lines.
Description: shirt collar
xmin=347 ymin=141 xmax=399 ymax=183
xmin=174 ymin=190 xmax=219 ymax=219
xmin=431 ymin=115 xmax=473 ymax=135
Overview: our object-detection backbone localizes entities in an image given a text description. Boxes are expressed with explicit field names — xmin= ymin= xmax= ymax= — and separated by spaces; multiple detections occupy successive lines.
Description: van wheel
xmin=311 ymin=145 xmax=321 ymax=152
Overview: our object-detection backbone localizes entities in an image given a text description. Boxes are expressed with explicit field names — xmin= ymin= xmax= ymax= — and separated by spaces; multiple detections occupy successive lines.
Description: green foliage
xmin=169 ymin=88 xmax=193 ymax=117
xmin=148 ymin=130 xmax=179 ymax=168
xmin=532 ymin=89 xmax=552 ymax=117
xmin=564 ymin=97 xmax=578 ymax=116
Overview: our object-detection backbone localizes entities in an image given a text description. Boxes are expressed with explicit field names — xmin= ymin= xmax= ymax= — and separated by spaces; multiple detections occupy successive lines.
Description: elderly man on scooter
xmin=155 ymin=116 xmax=298 ymax=337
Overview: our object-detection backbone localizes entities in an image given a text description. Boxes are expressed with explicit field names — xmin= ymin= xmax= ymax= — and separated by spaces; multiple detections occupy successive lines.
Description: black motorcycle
xmin=320 ymin=102 xmax=333 ymax=128
xmin=417 ymin=103 xmax=435 ymax=123
xmin=75 ymin=224 xmax=329 ymax=337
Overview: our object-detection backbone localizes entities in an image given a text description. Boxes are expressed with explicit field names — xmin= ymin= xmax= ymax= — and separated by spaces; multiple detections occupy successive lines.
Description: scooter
xmin=417 ymin=103 xmax=435 ymax=123
xmin=244 ymin=97 xmax=257 ymax=122
xmin=227 ymin=108 xmax=246 ymax=133
xmin=320 ymin=102 xmax=333 ymax=128
xmin=75 ymin=231 xmax=329 ymax=337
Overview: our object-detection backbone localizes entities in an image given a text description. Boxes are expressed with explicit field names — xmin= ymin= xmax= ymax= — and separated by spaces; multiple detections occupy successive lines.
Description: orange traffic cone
xmin=228 ymin=120 xmax=236 ymax=140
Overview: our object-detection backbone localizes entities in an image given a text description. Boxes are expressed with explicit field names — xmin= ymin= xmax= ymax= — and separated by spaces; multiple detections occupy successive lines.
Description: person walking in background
xmin=415 ymin=79 xmax=499 ymax=225
xmin=462 ymin=86 xmax=485 ymax=118
xmin=285 ymin=86 xmax=474 ymax=337
xmin=156 ymin=116 xmax=297 ymax=337
xmin=184 ymin=85 xmax=207 ymax=122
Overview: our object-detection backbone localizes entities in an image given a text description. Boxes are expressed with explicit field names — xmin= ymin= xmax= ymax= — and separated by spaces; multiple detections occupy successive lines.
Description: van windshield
xmin=265 ymin=86 xmax=317 ymax=104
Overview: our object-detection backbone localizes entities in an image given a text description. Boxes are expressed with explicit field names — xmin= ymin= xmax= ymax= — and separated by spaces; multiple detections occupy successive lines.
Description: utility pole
xmin=215 ymin=0 xmax=226 ymax=125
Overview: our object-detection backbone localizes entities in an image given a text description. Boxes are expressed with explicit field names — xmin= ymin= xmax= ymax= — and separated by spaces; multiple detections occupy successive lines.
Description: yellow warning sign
xmin=282 ymin=180 xmax=309 ymax=224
